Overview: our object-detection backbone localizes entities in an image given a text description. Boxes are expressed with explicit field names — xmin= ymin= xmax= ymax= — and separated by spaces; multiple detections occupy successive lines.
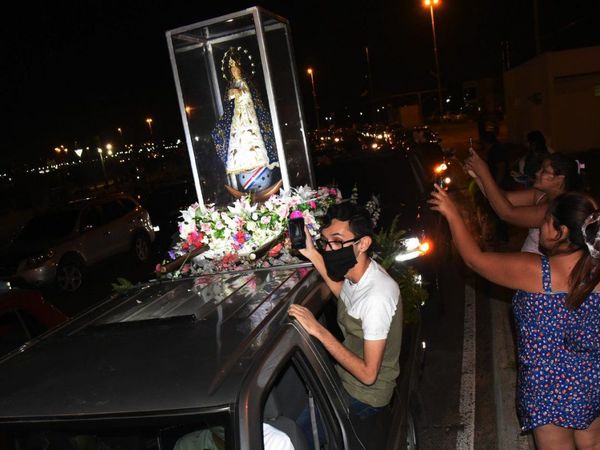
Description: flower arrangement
xmin=157 ymin=185 xmax=342 ymax=277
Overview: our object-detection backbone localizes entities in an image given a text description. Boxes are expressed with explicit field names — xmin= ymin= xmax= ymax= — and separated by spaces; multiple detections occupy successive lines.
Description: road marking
xmin=490 ymin=296 xmax=535 ymax=450
xmin=456 ymin=283 xmax=476 ymax=450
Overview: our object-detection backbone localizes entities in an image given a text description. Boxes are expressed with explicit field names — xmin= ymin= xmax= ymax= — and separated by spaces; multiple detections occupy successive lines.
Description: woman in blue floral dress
xmin=429 ymin=189 xmax=600 ymax=449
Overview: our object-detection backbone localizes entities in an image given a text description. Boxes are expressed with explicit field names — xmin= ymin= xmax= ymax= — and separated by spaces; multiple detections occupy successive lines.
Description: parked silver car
xmin=1 ymin=193 xmax=156 ymax=292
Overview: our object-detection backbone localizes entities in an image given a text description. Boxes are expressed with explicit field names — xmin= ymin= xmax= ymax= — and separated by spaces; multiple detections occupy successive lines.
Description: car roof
xmin=0 ymin=265 xmax=321 ymax=422
xmin=66 ymin=191 xmax=138 ymax=208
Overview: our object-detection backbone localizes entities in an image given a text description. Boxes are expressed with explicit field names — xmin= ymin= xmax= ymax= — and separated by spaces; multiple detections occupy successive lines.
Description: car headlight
xmin=25 ymin=250 xmax=55 ymax=269
xmin=395 ymin=237 xmax=431 ymax=262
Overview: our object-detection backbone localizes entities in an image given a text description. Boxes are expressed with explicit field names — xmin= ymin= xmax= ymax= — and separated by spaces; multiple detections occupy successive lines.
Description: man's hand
xmin=298 ymin=226 xmax=320 ymax=262
xmin=288 ymin=304 xmax=323 ymax=338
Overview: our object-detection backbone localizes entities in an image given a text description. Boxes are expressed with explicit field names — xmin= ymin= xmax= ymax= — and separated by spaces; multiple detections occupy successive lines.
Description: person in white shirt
xmin=288 ymin=202 xmax=402 ymax=415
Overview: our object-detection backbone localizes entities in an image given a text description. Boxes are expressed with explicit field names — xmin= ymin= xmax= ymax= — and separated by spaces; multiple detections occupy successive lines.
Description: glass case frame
xmin=166 ymin=7 xmax=315 ymax=208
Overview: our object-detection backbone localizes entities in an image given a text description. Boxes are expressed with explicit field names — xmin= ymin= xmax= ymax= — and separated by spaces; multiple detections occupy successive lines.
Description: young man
xmin=288 ymin=202 xmax=402 ymax=416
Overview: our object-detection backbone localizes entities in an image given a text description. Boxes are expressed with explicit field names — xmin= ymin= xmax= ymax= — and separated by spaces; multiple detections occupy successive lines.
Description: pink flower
xmin=221 ymin=253 xmax=239 ymax=269
xmin=309 ymin=201 xmax=317 ymax=209
xmin=186 ymin=231 xmax=205 ymax=249
xmin=261 ymin=215 xmax=271 ymax=225
xmin=290 ymin=210 xmax=303 ymax=219
xmin=234 ymin=231 xmax=247 ymax=244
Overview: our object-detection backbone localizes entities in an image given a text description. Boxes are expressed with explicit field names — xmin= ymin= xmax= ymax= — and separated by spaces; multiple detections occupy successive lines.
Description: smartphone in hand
xmin=288 ymin=216 xmax=306 ymax=249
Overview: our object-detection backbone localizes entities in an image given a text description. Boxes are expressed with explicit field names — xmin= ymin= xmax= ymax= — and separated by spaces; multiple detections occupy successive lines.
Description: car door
xmin=238 ymin=325 xmax=365 ymax=450
xmin=99 ymin=198 xmax=133 ymax=254
xmin=77 ymin=203 xmax=118 ymax=264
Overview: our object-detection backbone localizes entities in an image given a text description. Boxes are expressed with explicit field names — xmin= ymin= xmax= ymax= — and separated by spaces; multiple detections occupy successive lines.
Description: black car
xmin=0 ymin=263 xmax=423 ymax=449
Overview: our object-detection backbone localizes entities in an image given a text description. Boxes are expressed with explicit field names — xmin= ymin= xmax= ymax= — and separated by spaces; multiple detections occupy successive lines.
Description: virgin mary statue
xmin=211 ymin=47 xmax=281 ymax=197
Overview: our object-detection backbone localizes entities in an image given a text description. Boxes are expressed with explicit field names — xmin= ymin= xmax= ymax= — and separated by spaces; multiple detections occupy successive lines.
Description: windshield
xmin=4 ymin=412 xmax=230 ymax=449
xmin=18 ymin=210 xmax=79 ymax=241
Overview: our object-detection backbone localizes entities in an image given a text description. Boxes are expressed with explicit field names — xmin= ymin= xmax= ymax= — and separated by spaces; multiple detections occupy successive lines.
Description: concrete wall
xmin=503 ymin=45 xmax=600 ymax=152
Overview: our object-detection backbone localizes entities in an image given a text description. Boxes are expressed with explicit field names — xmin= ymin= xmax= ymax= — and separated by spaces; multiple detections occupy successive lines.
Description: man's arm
xmin=288 ymin=304 xmax=385 ymax=385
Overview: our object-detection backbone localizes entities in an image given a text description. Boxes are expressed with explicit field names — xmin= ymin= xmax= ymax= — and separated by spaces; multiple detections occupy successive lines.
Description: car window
xmin=263 ymin=353 xmax=343 ymax=450
xmin=79 ymin=205 xmax=104 ymax=231
xmin=18 ymin=210 xmax=79 ymax=240
xmin=0 ymin=311 xmax=28 ymax=356
xmin=102 ymin=200 xmax=129 ymax=222
xmin=120 ymin=197 xmax=138 ymax=213
xmin=4 ymin=412 xmax=231 ymax=450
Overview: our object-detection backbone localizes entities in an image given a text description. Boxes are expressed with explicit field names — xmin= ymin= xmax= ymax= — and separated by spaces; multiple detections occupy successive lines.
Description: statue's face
xmin=230 ymin=61 xmax=242 ymax=80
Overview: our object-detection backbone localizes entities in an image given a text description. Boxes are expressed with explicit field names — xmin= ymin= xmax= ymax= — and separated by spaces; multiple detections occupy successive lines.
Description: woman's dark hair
xmin=527 ymin=130 xmax=546 ymax=149
xmin=548 ymin=192 xmax=600 ymax=308
xmin=546 ymin=152 xmax=584 ymax=192
xmin=322 ymin=202 xmax=374 ymax=255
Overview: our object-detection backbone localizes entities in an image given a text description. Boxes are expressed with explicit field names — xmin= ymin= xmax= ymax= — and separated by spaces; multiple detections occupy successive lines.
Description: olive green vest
xmin=335 ymin=297 xmax=403 ymax=407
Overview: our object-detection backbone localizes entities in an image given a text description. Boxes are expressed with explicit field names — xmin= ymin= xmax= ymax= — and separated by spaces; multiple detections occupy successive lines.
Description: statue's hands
xmin=228 ymin=88 xmax=241 ymax=99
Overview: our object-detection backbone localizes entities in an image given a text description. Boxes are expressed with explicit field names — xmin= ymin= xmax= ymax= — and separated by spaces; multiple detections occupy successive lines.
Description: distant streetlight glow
xmin=306 ymin=68 xmax=320 ymax=129
xmin=423 ymin=0 xmax=444 ymax=119
xmin=185 ymin=105 xmax=192 ymax=117
xmin=145 ymin=117 xmax=153 ymax=136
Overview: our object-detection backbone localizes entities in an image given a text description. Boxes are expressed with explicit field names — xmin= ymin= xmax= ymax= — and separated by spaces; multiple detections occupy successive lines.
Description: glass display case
xmin=166 ymin=7 xmax=315 ymax=207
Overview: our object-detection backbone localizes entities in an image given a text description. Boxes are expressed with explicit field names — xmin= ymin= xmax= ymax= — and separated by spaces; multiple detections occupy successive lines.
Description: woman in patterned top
xmin=465 ymin=148 xmax=584 ymax=254
xmin=429 ymin=188 xmax=599 ymax=449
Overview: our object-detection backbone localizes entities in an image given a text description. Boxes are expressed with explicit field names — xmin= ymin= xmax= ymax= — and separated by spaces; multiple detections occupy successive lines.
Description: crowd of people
xmin=284 ymin=128 xmax=598 ymax=450
xmin=433 ymin=129 xmax=599 ymax=449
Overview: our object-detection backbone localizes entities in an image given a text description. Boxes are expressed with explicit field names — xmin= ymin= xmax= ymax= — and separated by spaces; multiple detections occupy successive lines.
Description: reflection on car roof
xmin=0 ymin=265 xmax=321 ymax=421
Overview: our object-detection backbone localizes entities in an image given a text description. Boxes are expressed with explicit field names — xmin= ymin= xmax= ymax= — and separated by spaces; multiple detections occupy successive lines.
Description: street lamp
xmin=306 ymin=68 xmax=320 ymax=130
xmin=145 ymin=117 xmax=153 ymax=137
xmin=97 ymin=147 xmax=108 ymax=185
xmin=424 ymin=0 xmax=444 ymax=120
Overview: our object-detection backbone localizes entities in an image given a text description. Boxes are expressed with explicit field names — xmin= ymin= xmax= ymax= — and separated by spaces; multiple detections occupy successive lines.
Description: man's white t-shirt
xmin=339 ymin=259 xmax=401 ymax=340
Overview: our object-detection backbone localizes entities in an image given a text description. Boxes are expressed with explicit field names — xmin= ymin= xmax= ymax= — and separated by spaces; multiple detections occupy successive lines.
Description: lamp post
xmin=424 ymin=0 xmax=444 ymax=120
xmin=97 ymin=147 xmax=108 ymax=186
xmin=145 ymin=117 xmax=153 ymax=137
xmin=306 ymin=68 xmax=320 ymax=130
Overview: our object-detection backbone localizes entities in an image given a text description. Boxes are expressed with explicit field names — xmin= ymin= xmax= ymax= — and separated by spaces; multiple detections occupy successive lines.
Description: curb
xmin=489 ymin=296 xmax=536 ymax=450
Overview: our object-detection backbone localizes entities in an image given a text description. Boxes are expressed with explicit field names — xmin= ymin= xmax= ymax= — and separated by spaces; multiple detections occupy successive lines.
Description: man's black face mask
xmin=321 ymin=245 xmax=358 ymax=281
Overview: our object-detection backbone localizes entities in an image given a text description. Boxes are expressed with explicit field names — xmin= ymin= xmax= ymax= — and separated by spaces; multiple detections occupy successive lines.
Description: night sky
xmin=2 ymin=0 xmax=598 ymax=166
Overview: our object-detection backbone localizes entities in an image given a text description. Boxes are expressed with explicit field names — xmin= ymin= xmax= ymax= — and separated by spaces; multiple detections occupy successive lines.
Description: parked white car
xmin=1 ymin=192 xmax=156 ymax=292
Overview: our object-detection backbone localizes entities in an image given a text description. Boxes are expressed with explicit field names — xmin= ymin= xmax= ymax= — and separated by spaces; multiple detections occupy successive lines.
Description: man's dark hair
xmin=322 ymin=202 xmax=374 ymax=255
